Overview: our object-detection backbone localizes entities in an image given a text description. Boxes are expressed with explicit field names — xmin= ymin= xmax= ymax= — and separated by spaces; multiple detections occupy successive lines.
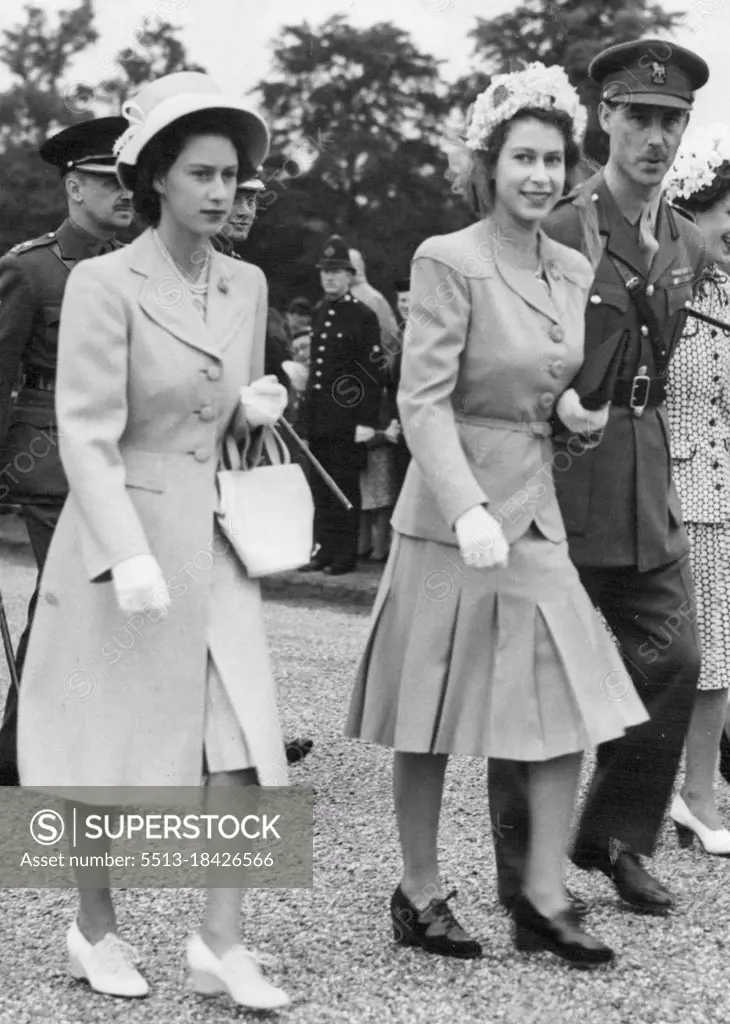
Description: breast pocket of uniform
xmin=585 ymin=283 xmax=629 ymax=347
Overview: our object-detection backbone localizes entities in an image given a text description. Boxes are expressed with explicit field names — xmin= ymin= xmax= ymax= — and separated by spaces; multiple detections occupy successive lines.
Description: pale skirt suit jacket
xmin=347 ymin=218 xmax=649 ymax=760
xmin=391 ymin=218 xmax=594 ymax=544
xmin=17 ymin=229 xmax=289 ymax=793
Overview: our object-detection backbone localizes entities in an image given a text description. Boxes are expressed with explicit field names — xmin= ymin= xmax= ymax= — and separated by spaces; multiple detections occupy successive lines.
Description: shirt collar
xmin=55 ymin=217 xmax=116 ymax=260
xmin=603 ymin=164 xmax=661 ymax=232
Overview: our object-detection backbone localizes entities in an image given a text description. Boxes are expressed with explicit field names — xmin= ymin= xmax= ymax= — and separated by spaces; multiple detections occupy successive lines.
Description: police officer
xmin=488 ymin=40 xmax=709 ymax=916
xmin=0 ymin=117 xmax=132 ymax=786
xmin=300 ymin=236 xmax=383 ymax=575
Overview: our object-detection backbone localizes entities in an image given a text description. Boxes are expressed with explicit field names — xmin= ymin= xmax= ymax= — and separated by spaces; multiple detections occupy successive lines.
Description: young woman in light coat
xmin=346 ymin=65 xmax=649 ymax=966
xmin=17 ymin=73 xmax=291 ymax=1010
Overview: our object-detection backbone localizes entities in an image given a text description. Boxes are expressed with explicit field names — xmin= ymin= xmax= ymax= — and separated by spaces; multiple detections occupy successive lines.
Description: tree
xmin=461 ymin=0 xmax=682 ymax=163
xmin=99 ymin=17 xmax=206 ymax=112
xmin=251 ymin=16 xmax=470 ymax=304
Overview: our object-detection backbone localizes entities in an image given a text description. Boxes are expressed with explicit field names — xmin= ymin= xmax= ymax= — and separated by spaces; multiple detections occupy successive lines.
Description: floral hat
xmin=664 ymin=124 xmax=730 ymax=203
xmin=465 ymin=63 xmax=587 ymax=151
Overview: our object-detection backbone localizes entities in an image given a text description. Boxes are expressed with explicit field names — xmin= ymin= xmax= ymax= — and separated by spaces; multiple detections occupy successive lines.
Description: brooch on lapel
xmin=217 ymin=278 xmax=229 ymax=294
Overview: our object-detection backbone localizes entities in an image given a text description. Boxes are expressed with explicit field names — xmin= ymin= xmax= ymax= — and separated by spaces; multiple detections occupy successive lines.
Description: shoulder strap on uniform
xmin=5 ymin=232 xmax=57 ymax=259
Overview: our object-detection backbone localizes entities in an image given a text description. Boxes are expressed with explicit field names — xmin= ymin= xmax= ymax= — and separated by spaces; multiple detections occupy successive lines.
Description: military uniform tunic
xmin=0 ymin=218 xmax=121 ymax=787
xmin=304 ymin=289 xmax=382 ymax=567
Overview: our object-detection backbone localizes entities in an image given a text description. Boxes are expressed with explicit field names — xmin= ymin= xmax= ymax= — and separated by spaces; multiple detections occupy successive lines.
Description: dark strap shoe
xmin=500 ymin=887 xmax=588 ymax=920
xmin=285 ymin=738 xmax=313 ymax=765
xmin=511 ymin=895 xmax=613 ymax=967
xmin=390 ymin=886 xmax=482 ymax=959
xmin=572 ymin=844 xmax=673 ymax=915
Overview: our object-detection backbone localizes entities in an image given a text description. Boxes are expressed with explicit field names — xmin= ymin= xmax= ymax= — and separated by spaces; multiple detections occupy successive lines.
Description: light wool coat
xmin=17 ymin=229 xmax=288 ymax=792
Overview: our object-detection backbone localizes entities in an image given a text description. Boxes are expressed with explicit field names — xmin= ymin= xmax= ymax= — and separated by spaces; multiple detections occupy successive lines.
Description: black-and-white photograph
xmin=0 ymin=0 xmax=729 ymax=1021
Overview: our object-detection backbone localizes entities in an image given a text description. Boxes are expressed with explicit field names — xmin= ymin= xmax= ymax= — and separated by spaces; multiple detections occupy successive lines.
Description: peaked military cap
xmin=236 ymin=172 xmax=266 ymax=193
xmin=590 ymin=39 xmax=709 ymax=111
xmin=40 ymin=116 xmax=129 ymax=175
xmin=316 ymin=235 xmax=354 ymax=271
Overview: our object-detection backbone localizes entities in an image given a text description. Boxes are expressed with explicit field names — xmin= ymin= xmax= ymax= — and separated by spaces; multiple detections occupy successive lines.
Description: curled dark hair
xmin=132 ymin=109 xmax=256 ymax=226
xmin=465 ymin=107 xmax=580 ymax=217
xmin=674 ymin=160 xmax=730 ymax=215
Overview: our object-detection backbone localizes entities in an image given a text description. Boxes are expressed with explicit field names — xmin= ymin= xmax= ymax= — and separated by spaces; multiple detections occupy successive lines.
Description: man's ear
xmin=597 ymin=101 xmax=613 ymax=135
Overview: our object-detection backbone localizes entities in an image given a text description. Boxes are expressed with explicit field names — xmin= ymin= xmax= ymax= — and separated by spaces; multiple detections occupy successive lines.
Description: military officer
xmin=300 ymin=235 xmax=383 ymax=575
xmin=489 ymin=40 xmax=709 ymax=916
xmin=0 ymin=116 xmax=132 ymax=786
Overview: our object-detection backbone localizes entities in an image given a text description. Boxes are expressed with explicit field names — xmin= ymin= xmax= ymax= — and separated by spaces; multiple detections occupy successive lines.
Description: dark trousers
xmin=488 ymin=554 xmax=700 ymax=903
xmin=309 ymin=435 xmax=361 ymax=568
xmin=0 ymin=504 xmax=60 ymax=786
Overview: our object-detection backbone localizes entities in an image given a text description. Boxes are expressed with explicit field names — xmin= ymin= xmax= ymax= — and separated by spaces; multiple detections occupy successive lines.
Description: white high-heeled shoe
xmin=67 ymin=921 xmax=148 ymax=997
xmin=670 ymin=795 xmax=730 ymax=856
xmin=186 ymin=933 xmax=290 ymax=1010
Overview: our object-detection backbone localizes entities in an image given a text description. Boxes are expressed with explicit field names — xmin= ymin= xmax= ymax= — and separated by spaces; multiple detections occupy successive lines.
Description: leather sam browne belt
xmin=611 ymin=375 xmax=665 ymax=413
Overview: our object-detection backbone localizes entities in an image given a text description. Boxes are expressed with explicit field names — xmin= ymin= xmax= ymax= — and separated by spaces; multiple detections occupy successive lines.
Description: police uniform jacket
xmin=390 ymin=219 xmax=594 ymax=547
xmin=304 ymin=290 xmax=383 ymax=442
xmin=0 ymin=218 xmax=121 ymax=504
xmin=544 ymin=171 xmax=706 ymax=570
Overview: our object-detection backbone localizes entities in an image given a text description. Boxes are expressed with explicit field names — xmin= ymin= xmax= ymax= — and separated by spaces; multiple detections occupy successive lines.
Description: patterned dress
xmin=666 ymin=264 xmax=730 ymax=691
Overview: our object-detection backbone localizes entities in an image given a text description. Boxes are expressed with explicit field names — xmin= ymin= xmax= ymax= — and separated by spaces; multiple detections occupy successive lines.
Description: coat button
xmin=710 ymin=418 xmax=717 ymax=426
xmin=549 ymin=324 xmax=564 ymax=343
xmin=539 ymin=391 xmax=554 ymax=409
xmin=316 ymin=358 xmax=323 ymax=364
xmin=313 ymin=383 xmax=322 ymax=391
xmin=320 ymin=332 xmax=327 ymax=338
xmin=207 ymin=366 xmax=221 ymax=381
xmin=640 ymin=325 xmax=649 ymax=336
xmin=714 ymin=461 xmax=720 ymax=469
xmin=328 ymin=309 xmax=335 ymax=315
xmin=646 ymin=284 xmax=655 ymax=296
xmin=590 ymin=294 xmax=601 ymax=305
xmin=199 ymin=406 xmax=214 ymax=421
xmin=324 ymin=321 xmax=332 ymax=326
xmin=549 ymin=360 xmax=565 ymax=378
xmin=337 ymin=332 xmax=343 ymax=338
xmin=194 ymin=448 xmax=209 ymax=462
xmin=315 ymin=371 xmax=322 ymax=377
xmin=716 ymin=483 xmax=723 ymax=491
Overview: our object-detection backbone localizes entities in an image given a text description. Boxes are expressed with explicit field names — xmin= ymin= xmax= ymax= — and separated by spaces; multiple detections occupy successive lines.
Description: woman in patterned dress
xmin=665 ymin=130 xmax=730 ymax=854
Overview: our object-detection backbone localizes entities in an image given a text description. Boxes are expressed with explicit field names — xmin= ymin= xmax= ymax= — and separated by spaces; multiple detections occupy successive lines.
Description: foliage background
xmin=0 ymin=0 xmax=683 ymax=308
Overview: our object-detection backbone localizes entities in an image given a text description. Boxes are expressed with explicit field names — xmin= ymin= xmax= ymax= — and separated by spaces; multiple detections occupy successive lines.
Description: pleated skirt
xmin=346 ymin=526 xmax=649 ymax=761
xmin=685 ymin=521 xmax=730 ymax=691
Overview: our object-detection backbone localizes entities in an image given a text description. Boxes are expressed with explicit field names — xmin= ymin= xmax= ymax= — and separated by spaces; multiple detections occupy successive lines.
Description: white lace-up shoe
xmin=67 ymin=921 xmax=148 ymax=997
xmin=187 ymin=933 xmax=289 ymax=1010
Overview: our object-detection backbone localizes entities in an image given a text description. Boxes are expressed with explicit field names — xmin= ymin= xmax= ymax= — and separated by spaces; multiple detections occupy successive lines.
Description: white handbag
xmin=216 ymin=427 xmax=314 ymax=578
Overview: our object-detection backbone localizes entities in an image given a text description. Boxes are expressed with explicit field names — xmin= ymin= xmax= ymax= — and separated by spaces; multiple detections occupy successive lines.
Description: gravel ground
xmin=0 ymin=549 xmax=728 ymax=1024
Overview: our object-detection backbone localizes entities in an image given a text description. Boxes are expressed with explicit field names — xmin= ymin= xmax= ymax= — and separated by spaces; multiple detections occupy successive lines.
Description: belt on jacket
xmin=22 ymin=367 xmax=55 ymax=392
xmin=455 ymin=413 xmax=552 ymax=437
xmin=612 ymin=375 xmax=665 ymax=415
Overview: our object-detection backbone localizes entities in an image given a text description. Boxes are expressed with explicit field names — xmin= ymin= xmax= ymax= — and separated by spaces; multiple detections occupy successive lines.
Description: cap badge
xmin=324 ymin=245 xmax=335 ymax=257
xmin=650 ymin=62 xmax=667 ymax=85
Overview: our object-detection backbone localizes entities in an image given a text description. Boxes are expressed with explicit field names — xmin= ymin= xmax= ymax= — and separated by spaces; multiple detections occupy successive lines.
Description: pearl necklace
xmin=153 ymin=230 xmax=212 ymax=296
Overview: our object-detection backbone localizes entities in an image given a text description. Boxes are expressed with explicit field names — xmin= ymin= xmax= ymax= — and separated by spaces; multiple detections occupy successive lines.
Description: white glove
xmin=555 ymin=388 xmax=610 ymax=436
xmin=239 ymin=375 xmax=289 ymax=428
xmin=355 ymin=425 xmax=376 ymax=443
xmin=384 ymin=419 xmax=401 ymax=444
xmin=281 ymin=360 xmax=308 ymax=392
xmin=455 ymin=505 xmax=509 ymax=570
xmin=111 ymin=554 xmax=170 ymax=616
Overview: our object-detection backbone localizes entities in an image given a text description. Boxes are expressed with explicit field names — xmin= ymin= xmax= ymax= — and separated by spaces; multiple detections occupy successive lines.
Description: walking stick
xmin=276 ymin=417 xmax=354 ymax=511
xmin=0 ymin=587 xmax=19 ymax=694
xmin=683 ymin=305 xmax=730 ymax=334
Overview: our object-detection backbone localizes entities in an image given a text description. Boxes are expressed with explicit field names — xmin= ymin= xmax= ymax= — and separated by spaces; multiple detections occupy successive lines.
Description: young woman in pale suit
xmin=17 ymin=73 xmax=290 ymax=1009
xmin=346 ymin=65 xmax=649 ymax=966
xmin=664 ymin=130 xmax=730 ymax=854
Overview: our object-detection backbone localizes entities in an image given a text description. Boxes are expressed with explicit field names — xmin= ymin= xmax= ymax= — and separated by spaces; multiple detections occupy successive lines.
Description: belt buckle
xmin=630 ymin=365 xmax=651 ymax=417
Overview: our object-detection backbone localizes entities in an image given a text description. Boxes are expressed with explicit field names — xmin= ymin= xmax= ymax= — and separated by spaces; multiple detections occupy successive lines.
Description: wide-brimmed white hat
xmin=115 ymin=72 xmax=270 ymax=190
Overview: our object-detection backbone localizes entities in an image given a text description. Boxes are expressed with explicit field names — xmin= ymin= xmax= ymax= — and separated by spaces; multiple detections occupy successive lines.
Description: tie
xmin=638 ymin=204 xmax=659 ymax=271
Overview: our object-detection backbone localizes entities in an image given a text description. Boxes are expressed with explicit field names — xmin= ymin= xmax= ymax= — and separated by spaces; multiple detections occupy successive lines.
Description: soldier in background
xmin=300 ymin=236 xmax=383 ymax=575
xmin=0 ymin=117 xmax=132 ymax=786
